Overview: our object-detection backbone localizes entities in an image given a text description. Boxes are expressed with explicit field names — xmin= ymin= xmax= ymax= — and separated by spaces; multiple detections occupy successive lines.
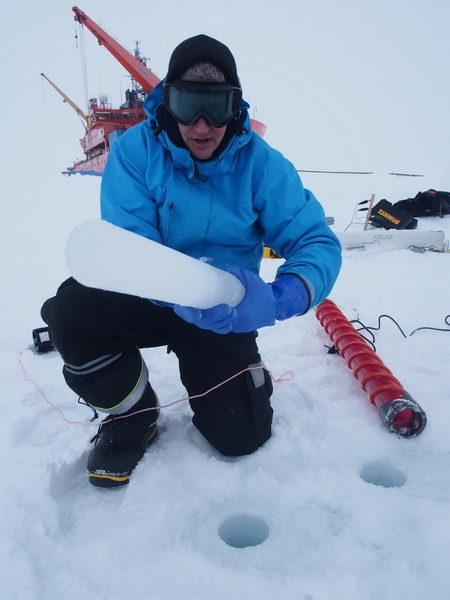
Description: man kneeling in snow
xmin=41 ymin=34 xmax=341 ymax=487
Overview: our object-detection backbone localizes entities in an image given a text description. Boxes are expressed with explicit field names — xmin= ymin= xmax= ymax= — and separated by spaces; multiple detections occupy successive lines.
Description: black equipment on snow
xmin=393 ymin=189 xmax=450 ymax=218
xmin=369 ymin=199 xmax=418 ymax=230
xmin=32 ymin=327 xmax=55 ymax=354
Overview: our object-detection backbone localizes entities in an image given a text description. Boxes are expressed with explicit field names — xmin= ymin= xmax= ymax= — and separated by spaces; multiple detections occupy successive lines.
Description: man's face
xmin=178 ymin=117 xmax=226 ymax=160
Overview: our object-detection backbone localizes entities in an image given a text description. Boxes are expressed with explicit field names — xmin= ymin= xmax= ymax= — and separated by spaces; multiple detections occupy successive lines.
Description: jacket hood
xmin=143 ymin=81 xmax=252 ymax=177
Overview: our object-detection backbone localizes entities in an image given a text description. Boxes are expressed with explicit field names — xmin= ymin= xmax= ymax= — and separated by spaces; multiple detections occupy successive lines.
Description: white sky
xmin=2 ymin=0 xmax=449 ymax=178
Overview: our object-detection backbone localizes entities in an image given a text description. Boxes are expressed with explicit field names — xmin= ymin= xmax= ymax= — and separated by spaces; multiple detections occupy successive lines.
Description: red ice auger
xmin=316 ymin=299 xmax=427 ymax=437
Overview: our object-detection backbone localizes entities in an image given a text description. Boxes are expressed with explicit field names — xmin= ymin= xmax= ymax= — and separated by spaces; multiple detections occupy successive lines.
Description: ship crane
xmin=40 ymin=73 xmax=92 ymax=132
xmin=72 ymin=6 xmax=160 ymax=93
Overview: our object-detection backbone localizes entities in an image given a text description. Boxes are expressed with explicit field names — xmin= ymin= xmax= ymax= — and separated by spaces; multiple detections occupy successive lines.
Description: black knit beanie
xmin=165 ymin=34 xmax=241 ymax=87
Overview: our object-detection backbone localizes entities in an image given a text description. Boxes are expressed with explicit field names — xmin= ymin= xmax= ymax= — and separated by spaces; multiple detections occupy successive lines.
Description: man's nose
xmin=193 ymin=116 xmax=211 ymax=132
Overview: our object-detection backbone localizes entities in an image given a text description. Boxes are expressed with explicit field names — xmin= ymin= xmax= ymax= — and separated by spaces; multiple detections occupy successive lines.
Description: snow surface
xmin=5 ymin=173 xmax=450 ymax=600
xmin=2 ymin=1 xmax=450 ymax=599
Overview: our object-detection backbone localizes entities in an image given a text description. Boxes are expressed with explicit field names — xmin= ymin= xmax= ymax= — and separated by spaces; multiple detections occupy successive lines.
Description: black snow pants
xmin=41 ymin=278 xmax=273 ymax=456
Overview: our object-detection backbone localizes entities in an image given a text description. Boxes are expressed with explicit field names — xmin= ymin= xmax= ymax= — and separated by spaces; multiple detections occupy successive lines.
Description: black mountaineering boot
xmin=87 ymin=384 xmax=159 ymax=488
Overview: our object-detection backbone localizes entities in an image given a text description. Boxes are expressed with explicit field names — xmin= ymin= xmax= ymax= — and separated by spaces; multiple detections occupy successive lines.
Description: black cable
xmin=353 ymin=314 xmax=408 ymax=338
xmin=349 ymin=319 xmax=378 ymax=350
xmin=347 ymin=313 xmax=450 ymax=353
xmin=410 ymin=314 xmax=450 ymax=336
xmin=343 ymin=199 xmax=370 ymax=231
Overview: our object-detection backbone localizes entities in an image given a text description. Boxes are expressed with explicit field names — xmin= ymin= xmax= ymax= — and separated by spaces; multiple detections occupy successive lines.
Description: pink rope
xmin=18 ymin=351 xmax=294 ymax=429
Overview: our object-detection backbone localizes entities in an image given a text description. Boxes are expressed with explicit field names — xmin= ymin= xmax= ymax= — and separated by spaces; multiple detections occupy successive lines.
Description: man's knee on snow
xmin=193 ymin=364 xmax=274 ymax=457
xmin=206 ymin=424 xmax=273 ymax=457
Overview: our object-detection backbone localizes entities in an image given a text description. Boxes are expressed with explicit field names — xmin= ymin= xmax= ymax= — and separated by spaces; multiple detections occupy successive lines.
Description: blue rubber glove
xmin=173 ymin=267 xmax=310 ymax=334
xmin=226 ymin=266 xmax=310 ymax=333
xmin=173 ymin=303 xmax=237 ymax=334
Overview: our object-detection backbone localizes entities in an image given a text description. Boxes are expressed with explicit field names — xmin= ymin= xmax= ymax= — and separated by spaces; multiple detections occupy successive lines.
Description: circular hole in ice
xmin=360 ymin=460 xmax=407 ymax=488
xmin=218 ymin=513 xmax=269 ymax=548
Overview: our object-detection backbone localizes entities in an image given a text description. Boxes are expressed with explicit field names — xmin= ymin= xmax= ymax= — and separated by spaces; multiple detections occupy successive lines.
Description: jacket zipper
xmin=193 ymin=162 xmax=208 ymax=182
xmin=166 ymin=201 xmax=175 ymax=242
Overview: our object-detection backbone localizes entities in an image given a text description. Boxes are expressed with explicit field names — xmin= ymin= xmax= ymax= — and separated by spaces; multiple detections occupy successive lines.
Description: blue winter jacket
xmin=101 ymin=81 xmax=341 ymax=306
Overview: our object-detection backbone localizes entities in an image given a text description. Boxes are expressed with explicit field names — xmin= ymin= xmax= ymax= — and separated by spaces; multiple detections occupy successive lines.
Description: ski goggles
xmin=163 ymin=81 xmax=242 ymax=128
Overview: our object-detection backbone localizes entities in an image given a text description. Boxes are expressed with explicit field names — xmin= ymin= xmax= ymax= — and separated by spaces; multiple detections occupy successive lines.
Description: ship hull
xmin=64 ymin=152 xmax=107 ymax=176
